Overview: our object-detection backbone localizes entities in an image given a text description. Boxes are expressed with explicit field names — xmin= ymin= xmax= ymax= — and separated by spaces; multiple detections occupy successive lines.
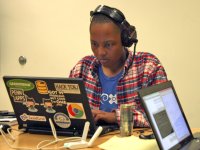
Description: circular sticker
xmin=67 ymin=103 xmax=84 ymax=118
xmin=53 ymin=112 xmax=71 ymax=128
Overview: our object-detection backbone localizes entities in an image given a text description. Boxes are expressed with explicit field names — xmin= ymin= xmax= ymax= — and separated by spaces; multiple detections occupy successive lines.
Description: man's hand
xmin=92 ymin=109 xmax=116 ymax=123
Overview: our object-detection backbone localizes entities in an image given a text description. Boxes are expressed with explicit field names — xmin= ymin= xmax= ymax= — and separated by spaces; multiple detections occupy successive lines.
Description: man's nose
xmin=97 ymin=46 xmax=107 ymax=56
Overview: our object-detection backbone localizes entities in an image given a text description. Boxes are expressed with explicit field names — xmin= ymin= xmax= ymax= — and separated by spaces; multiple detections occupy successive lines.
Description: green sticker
xmin=7 ymin=79 xmax=35 ymax=91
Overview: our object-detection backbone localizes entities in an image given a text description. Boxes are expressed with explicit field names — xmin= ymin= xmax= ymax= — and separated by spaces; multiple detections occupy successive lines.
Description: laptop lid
xmin=138 ymin=81 xmax=194 ymax=150
xmin=3 ymin=76 xmax=101 ymax=136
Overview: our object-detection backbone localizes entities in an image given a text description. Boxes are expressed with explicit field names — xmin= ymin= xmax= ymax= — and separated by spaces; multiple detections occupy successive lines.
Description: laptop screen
xmin=142 ymin=87 xmax=191 ymax=150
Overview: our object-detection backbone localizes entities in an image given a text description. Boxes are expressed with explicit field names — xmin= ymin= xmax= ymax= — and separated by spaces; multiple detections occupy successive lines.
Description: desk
xmin=0 ymin=127 xmax=200 ymax=150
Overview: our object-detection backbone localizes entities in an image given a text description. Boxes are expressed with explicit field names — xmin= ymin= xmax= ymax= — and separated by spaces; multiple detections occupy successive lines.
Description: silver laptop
xmin=3 ymin=76 xmax=118 ymax=137
xmin=138 ymin=80 xmax=200 ymax=150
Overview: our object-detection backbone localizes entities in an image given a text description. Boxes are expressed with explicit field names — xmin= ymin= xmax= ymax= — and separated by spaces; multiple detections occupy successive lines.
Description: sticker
xmin=26 ymin=97 xmax=38 ymax=112
xmin=43 ymin=98 xmax=56 ymax=113
xmin=6 ymin=79 xmax=35 ymax=91
xmin=35 ymin=80 xmax=48 ymax=94
xmin=67 ymin=103 xmax=86 ymax=119
xmin=48 ymin=90 xmax=66 ymax=106
xmin=10 ymin=89 xmax=27 ymax=103
xmin=54 ymin=83 xmax=80 ymax=94
xmin=53 ymin=112 xmax=71 ymax=128
xmin=20 ymin=113 xmax=46 ymax=122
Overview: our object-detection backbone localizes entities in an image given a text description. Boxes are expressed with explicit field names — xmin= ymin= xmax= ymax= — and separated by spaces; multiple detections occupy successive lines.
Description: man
xmin=69 ymin=5 xmax=167 ymax=127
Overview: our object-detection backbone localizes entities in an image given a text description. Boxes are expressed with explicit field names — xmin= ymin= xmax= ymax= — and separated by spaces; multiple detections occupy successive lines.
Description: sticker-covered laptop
xmin=3 ymin=76 xmax=118 ymax=137
xmin=138 ymin=80 xmax=200 ymax=150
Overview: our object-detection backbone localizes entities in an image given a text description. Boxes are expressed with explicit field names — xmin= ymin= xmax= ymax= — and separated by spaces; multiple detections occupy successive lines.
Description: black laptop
xmin=138 ymin=80 xmax=200 ymax=150
xmin=3 ymin=76 xmax=118 ymax=137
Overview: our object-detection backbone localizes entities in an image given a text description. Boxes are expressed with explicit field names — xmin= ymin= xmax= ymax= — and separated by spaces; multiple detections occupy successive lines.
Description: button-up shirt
xmin=69 ymin=50 xmax=167 ymax=127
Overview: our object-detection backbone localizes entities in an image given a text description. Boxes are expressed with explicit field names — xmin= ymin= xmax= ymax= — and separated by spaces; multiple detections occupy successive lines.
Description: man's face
xmin=90 ymin=22 xmax=125 ymax=69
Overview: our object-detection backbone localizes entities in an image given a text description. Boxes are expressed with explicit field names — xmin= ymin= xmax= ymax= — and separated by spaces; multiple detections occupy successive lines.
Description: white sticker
xmin=53 ymin=112 xmax=71 ymax=128
xmin=20 ymin=113 xmax=46 ymax=122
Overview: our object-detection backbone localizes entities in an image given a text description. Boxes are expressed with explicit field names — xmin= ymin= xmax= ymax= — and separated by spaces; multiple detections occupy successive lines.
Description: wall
xmin=0 ymin=0 xmax=200 ymax=127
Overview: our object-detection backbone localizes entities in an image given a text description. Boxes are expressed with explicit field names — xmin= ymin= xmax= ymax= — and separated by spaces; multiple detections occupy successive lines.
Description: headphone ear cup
xmin=121 ymin=26 xmax=138 ymax=47
xmin=130 ymin=25 xmax=138 ymax=43
xmin=121 ymin=29 xmax=131 ymax=47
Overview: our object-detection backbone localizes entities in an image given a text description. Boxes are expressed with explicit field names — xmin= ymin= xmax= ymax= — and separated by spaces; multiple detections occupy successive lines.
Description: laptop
xmin=138 ymin=80 xmax=200 ymax=150
xmin=3 ymin=76 xmax=118 ymax=137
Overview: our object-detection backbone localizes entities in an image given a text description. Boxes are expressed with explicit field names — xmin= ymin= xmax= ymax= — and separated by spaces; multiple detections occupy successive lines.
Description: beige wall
xmin=0 ymin=0 xmax=200 ymax=127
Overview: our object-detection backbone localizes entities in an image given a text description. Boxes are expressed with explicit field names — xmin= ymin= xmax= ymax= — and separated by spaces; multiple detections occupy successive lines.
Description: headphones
xmin=0 ymin=124 xmax=11 ymax=134
xmin=90 ymin=5 xmax=138 ymax=47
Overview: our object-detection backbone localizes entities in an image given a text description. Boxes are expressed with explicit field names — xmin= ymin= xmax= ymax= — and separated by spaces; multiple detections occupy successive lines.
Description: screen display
xmin=143 ymin=88 xmax=190 ymax=150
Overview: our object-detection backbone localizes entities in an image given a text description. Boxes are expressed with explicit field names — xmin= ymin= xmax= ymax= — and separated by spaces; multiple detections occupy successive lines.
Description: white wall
xmin=0 ymin=0 xmax=200 ymax=127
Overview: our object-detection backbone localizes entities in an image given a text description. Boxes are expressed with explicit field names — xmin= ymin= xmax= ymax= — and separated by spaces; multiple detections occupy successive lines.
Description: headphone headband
xmin=90 ymin=5 xmax=125 ymax=24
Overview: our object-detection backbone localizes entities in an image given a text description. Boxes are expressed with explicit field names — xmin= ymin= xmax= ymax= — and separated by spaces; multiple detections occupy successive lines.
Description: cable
xmin=127 ymin=42 xmax=137 ymax=71
xmin=35 ymin=118 xmax=81 ymax=149
xmin=0 ymin=119 xmax=81 ymax=150
xmin=36 ymin=137 xmax=80 ymax=150
xmin=7 ymin=127 xmax=15 ymax=141
xmin=0 ymin=126 xmax=33 ymax=150
xmin=132 ymin=42 xmax=137 ymax=62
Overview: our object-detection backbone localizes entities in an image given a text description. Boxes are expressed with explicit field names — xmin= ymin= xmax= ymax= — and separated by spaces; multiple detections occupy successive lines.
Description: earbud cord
xmin=133 ymin=43 xmax=137 ymax=62
xmin=129 ymin=42 xmax=137 ymax=68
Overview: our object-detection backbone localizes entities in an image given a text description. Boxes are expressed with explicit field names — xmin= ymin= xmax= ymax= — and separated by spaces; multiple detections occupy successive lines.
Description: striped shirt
xmin=69 ymin=50 xmax=168 ymax=127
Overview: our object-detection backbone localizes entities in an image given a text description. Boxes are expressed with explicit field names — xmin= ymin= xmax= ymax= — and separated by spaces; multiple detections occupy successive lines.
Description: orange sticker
xmin=35 ymin=80 xmax=48 ymax=94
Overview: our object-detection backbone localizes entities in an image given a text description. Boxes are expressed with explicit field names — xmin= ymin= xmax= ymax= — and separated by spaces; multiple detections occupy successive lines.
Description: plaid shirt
xmin=69 ymin=50 xmax=167 ymax=127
